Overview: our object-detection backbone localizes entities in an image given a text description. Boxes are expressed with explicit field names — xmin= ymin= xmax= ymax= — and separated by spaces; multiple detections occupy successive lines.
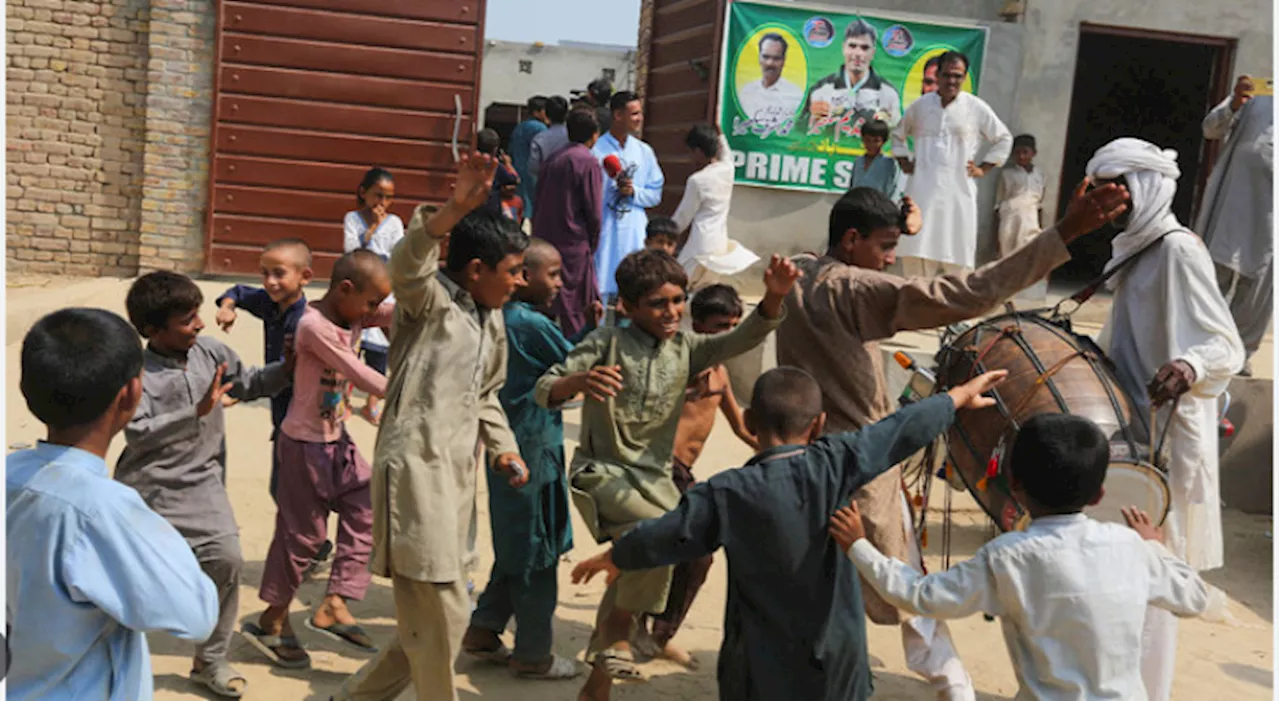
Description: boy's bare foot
xmin=657 ymin=640 xmax=699 ymax=670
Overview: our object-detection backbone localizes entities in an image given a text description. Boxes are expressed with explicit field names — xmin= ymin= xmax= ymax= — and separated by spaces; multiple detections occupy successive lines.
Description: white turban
xmin=1084 ymin=138 xmax=1185 ymax=287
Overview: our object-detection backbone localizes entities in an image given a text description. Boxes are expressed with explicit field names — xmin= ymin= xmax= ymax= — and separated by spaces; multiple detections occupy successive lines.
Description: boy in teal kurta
xmin=462 ymin=240 xmax=592 ymax=680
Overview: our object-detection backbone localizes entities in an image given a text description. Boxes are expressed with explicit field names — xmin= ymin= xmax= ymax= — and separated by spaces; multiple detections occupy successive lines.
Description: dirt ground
xmin=5 ymin=276 xmax=1273 ymax=700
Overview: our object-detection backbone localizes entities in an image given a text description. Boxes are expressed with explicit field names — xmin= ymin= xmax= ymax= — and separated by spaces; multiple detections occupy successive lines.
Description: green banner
xmin=719 ymin=1 xmax=988 ymax=193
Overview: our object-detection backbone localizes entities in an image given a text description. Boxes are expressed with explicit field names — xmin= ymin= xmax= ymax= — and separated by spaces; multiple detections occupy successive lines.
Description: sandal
xmin=464 ymin=642 xmax=513 ymax=664
xmin=512 ymin=653 xmax=582 ymax=679
xmin=304 ymin=617 xmax=378 ymax=653
xmin=594 ymin=648 xmax=645 ymax=683
xmin=190 ymin=661 xmax=248 ymax=698
xmin=239 ymin=622 xmax=312 ymax=669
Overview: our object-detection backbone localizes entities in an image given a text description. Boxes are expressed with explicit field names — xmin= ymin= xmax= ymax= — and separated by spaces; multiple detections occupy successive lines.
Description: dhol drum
xmin=934 ymin=311 xmax=1170 ymax=531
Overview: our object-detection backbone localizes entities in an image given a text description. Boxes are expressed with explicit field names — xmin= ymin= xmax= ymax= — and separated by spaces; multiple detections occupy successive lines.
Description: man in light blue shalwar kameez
xmin=592 ymin=90 xmax=665 ymax=301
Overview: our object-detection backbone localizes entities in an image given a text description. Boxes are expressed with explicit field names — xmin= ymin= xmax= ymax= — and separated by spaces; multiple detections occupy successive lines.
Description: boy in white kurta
xmin=670 ymin=125 xmax=759 ymax=291
xmin=995 ymin=134 xmax=1046 ymax=257
xmin=834 ymin=413 xmax=1229 ymax=701
xmin=1085 ymin=138 xmax=1244 ymax=701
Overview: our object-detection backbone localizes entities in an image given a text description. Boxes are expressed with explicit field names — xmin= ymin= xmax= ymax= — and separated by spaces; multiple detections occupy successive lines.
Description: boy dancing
xmin=536 ymin=248 xmax=800 ymax=699
xmin=115 ymin=271 xmax=292 ymax=698
xmin=572 ymin=367 xmax=1007 ymax=701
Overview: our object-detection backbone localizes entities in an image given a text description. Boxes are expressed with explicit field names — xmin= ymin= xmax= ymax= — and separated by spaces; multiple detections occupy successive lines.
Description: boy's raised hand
xmin=215 ymin=303 xmax=236 ymax=332
xmin=758 ymin=254 xmax=802 ymax=319
xmin=945 ymin=369 xmax=1008 ymax=411
xmin=829 ymin=502 xmax=866 ymax=553
xmin=571 ymin=548 xmax=621 ymax=586
xmin=451 ymin=151 xmax=499 ymax=213
xmin=197 ymin=363 xmax=235 ymax=417
xmin=1123 ymin=506 xmax=1164 ymax=542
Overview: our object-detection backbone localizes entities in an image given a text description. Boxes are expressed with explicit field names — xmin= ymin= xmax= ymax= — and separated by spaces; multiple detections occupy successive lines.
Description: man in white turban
xmin=1086 ymin=138 xmax=1245 ymax=701
xmin=1197 ymin=79 xmax=1273 ymax=376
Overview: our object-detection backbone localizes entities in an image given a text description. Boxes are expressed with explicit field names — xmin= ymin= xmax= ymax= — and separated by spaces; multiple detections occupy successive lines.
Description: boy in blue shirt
xmin=850 ymin=119 xmax=904 ymax=202
xmin=7 ymin=308 xmax=218 ymax=701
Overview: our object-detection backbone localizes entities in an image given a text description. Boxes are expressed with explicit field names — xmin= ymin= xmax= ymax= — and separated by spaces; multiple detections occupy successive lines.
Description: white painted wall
xmin=479 ymin=40 xmax=637 ymax=110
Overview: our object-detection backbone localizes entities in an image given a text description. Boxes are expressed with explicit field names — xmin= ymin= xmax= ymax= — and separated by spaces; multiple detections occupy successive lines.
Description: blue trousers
xmin=469 ymin=564 xmax=558 ymax=664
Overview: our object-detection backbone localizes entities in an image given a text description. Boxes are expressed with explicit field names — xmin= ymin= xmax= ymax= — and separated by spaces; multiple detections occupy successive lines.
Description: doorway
xmin=1053 ymin=24 xmax=1236 ymax=284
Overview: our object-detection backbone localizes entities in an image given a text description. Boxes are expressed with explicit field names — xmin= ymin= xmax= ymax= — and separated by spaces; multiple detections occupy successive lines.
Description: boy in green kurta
xmin=536 ymin=249 xmax=800 ymax=700
xmin=462 ymin=240 xmax=591 ymax=680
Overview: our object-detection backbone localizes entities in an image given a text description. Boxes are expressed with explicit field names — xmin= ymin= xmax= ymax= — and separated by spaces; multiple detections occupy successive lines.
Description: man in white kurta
xmin=1086 ymin=138 xmax=1244 ymax=701
xmin=893 ymin=52 xmax=1011 ymax=275
xmin=1197 ymin=81 xmax=1273 ymax=375
xmin=736 ymin=33 xmax=804 ymax=129
xmin=671 ymin=126 xmax=758 ymax=290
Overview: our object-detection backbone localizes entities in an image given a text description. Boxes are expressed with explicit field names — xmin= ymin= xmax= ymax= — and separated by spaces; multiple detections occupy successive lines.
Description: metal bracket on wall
xmin=689 ymin=58 xmax=710 ymax=82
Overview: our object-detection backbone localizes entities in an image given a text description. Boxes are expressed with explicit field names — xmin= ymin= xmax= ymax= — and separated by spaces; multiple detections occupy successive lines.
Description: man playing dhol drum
xmin=1085 ymin=138 xmax=1245 ymax=701
xmin=776 ymin=182 xmax=1130 ymax=700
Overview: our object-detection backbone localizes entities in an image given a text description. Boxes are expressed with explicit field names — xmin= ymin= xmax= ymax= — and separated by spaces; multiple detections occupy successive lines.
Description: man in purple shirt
xmin=533 ymin=107 xmax=605 ymax=337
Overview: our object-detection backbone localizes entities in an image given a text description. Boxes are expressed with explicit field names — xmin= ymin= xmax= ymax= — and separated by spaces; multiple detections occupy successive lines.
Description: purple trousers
xmin=648 ymin=456 xmax=713 ymax=646
xmin=260 ymin=430 xmax=373 ymax=606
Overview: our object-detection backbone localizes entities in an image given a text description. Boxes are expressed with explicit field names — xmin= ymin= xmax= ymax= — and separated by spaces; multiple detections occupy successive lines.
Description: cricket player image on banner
xmin=720 ymin=1 xmax=987 ymax=193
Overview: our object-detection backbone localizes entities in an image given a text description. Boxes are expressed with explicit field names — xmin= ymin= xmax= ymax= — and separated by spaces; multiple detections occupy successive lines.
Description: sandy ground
xmin=5 ymin=276 xmax=1273 ymax=701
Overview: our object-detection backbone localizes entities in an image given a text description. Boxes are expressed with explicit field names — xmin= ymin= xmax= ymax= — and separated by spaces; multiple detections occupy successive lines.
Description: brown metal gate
xmin=205 ymin=0 xmax=486 ymax=277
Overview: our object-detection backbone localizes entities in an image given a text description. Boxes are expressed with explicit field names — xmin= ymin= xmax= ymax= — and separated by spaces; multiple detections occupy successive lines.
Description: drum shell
xmin=936 ymin=314 xmax=1148 ymax=531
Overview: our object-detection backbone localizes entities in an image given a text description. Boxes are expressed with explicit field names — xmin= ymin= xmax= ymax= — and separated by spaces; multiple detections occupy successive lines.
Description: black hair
xmin=615 ymin=249 xmax=687 ymax=304
xmin=827 ymin=187 xmax=902 ymax=250
xmin=685 ymin=124 xmax=719 ymax=159
xmin=924 ymin=54 xmax=942 ymax=71
xmin=589 ymin=78 xmax=613 ymax=104
xmin=610 ymin=90 xmax=639 ymax=113
xmin=477 ymin=128 xmax=501 ymax=155
xmin=758 ymin=32 xmax=787 ymax=54
xmin=937 ymin=50 xmax=970 ymax=74
xmin=264 ymin=237 xmax=313 ymax=267
xmin=356 ymin=166 xmax=394 ymax=207
xmin=22 ymin=308 xmax=144 ymax=430
xmin=1013 ymin=134 xmax=1037 ymax=151
xmin=125 ymin=270 xmax=203 ymax=337
xmin=445 ymin=207 xmax=529 ymax=273
xmin=330 ymin=249 xmax=388 ymax=291
xmin=1009 ymin=414 xmax=1110 ymax=512
xmin=527 ymin=95 xmax=548 ymax=113
xmin=546 ymin=95 xmax=570 ymax=124
xmin=567 ymin=107 xmax=599 ymax=143
xmin=845 ymin=18 xmax=877 ymax=43
xmin=749 ymin=367 xmax=823 ymax=438
xmin=691 ymin=284 xmax=743 ymax=322
xmin=645 ymin=215 xmax=680 ymax=240
xmin=861 ymin=119 xmax=890 ymax=141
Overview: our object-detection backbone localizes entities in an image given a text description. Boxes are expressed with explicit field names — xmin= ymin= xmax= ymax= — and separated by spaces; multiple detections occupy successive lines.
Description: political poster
xmin=719 ymin=1 xmax=988 ymax=193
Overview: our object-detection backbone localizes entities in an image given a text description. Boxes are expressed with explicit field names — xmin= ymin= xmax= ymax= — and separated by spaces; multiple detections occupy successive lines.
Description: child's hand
xmin=571 ymin=549 xmax=621 ymax=586
xmin=901 ymin=196 xmax=923 ymax=235
xmin=829 ymin=502 xmax=866 ymax=553
xmin=583 ymin=365 xmax=624 ymax=402
xmin=494 ymin=452 xmax=529 ymax=488
xmin=1123 ymin=506 xmax=1164 ymax=542
xmin=763 ymin=254 xmax=802 ymax=297
xmin=451 ymin=152 xmax=499 ymax=212
xmin=215 ymin=304 xmax=237 ymax=332
xmin=197 ymin=363 xmax=235 ymax=417
xmin=945 ymin=370 xmax=1008 ymax=410
xmin=590 ymin=300 xmax=605 ymax=327
xmin=373 ymin=203 xmax=388 ymax=224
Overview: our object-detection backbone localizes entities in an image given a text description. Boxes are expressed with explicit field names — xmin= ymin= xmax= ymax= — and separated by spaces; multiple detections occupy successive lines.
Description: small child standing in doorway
xmin=344 ymin=166 xmax=404 ymax=425
xmin=996 ymin=134 xmax=1046 ymax=257
xmin=850 ymin=119 xmax=904 ymax=202
xmin=632 ymin=284 xmax=758 ymax=669
xmin=644 ymin=216 xmax=680 ymax=258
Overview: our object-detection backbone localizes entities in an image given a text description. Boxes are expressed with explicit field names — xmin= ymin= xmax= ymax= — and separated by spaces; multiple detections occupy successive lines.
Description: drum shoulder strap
xmin=1070 ymin=229 xmax=1186 ymax=305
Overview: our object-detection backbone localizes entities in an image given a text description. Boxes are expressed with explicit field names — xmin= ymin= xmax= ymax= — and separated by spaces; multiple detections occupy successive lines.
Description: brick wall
xmin=6 ymin=0 xmax=213 ymax=277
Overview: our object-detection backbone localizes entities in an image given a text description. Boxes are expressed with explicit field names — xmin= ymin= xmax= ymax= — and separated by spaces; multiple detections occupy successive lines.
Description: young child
xmin=334 ymin=153 xmax=531 ymax=701
xmin=644 ymin=215 xmax=680 ymax=257
xmin=537 ymin=249 xmax=799 ymax=699
xmin=7 ymin=308 xmax=218 ymax=701
xmin=850 ymin=119 xmax=904 ymax=202
xmin=479 ymin=127 xmax=522 ymax=221
xmin=832 ymin=413 xmax=1230 ymax=700
xmin=461 ymin=239 xmax=588 ymax=680
xmin=214 ymin=239 xmax=335 ymax=570
xmin=632 ymin=284 xmax=758 ymax=668
xmin=244 ymin=249 xmax=394 ymax=668
xmin=995 ymin=134 xmax=1046 ymax=257
xmin=115 ymin=271 xmax=292 ymax=698
xmin=571 ymin=367 xmax=1007 ymax=701
xmin=343 ymin=166 xmax=404 ymax=425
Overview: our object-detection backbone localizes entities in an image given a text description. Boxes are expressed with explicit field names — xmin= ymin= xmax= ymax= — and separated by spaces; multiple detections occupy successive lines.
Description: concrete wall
xmin=479 ymin=40 xmax=636 ymax=109
xmin=6 ymin=0 xmax=214 ymax=277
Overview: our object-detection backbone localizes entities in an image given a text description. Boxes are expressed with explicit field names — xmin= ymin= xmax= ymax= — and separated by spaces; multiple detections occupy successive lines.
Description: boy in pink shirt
xmin=244 ymin=249 xmax=394 ymax=668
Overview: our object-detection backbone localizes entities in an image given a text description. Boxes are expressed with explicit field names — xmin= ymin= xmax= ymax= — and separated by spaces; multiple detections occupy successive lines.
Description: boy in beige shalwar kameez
xmin=336 ymin=154 xmax=531 ymax=701
xmin=776 ymin=184 xmax=1130 ymax=701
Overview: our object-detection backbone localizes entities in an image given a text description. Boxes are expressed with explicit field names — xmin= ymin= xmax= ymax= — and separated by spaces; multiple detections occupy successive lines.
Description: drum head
xmin=1083 ymin=461 xmax=1171 ymax=527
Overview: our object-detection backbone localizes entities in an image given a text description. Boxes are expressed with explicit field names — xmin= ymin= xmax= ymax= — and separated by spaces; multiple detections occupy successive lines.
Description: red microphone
xmin=602 ymin=154 xmax=624 ymax=180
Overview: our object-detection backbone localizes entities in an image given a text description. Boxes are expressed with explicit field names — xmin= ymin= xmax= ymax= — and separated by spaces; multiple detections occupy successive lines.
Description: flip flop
xmin=595 ymin=648 xmax=645 ymax=683
xmin=239 ymin=622 xmax=312 ymax=669
xmin=304 ymin=617 xmax=378 ymax=653
xmin=512 ymin=653 xmax=582 ymax=680
xmin=464 ymin=643 xmax=513 ymax=664
xmin=190 ymin=661 xmax=247 ymax=698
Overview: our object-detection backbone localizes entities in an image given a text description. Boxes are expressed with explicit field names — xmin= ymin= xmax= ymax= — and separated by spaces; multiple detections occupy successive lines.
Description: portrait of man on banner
xmin=802 ymin=18 xmax=902 ymax=135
